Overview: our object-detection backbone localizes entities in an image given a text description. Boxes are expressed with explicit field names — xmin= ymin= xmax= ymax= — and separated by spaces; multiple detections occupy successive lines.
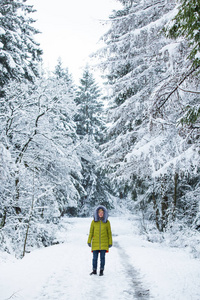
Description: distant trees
xmin=74 ymin=67 xmax=105 ymax=142
xmin=74 ymin=67 xmax=112 ymax=214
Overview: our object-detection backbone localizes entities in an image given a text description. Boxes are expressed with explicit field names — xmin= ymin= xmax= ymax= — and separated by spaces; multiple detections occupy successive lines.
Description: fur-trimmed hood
xmin=93 ymin=205 xmax=108 ymax=223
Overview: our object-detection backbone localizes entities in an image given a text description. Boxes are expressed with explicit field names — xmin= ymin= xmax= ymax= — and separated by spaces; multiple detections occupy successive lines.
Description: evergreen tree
xmin=54 ymin=58 xmax=75 ymax=98
xmin=98 ymin=0 xmax=200 ymax=231
xmin=54 ymin=57 xmax=66 ymax=79
xmin=99 ymin=0 xmax=177 ymax=194
xmin=166 ymin=0 xmax=200 ymax=66
xmin=74 ymin=67 xmax=105 ymax=143
xmin=0 ymin=0 xmax=42 ymax=90
xmin=164 ymin=0 xmax=200 ymax=130
xmin=74 ymin=67 xmax=112 ymax=215
xmin=54 ymin=57 xmax=73 ymax=85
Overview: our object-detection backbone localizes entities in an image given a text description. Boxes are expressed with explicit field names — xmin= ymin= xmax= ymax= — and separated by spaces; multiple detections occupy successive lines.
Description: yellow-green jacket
xmin=87 ymin=219 xmax=112 ymax=251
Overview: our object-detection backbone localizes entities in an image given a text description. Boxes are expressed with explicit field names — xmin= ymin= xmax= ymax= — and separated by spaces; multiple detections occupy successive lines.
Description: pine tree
xmin=54 ymin=58 xmax=75 ymax=99
xmin=74 ymin=67 xmax=112 ymax=214
xmin=74 ymin=67 xmax=105 ymax=143
xmin=164 ymin=0 xmax=200 ymax=129
xmin=0 ymin=0 xmax=42 ymax=90
xmin=54 ymin=57 xmax=66 ymax=79
xmin=166 ymin=0 xmax=200 ymax=66
xmin=98 ymin=0 xmax=200 ymax=230
xmin=99 ymin=0 xmax=177 ymax=193
xmin=54 ymin=57 xmax=73 ymax=84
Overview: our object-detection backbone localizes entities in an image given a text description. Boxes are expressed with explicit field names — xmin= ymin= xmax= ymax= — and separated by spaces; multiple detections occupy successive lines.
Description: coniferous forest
xmin=0 ymin=0 xmax=200 ymax=258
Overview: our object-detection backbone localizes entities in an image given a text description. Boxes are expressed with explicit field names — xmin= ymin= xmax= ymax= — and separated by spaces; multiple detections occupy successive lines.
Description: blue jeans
xmin=93 ymin=250 xmax=106 ymax=271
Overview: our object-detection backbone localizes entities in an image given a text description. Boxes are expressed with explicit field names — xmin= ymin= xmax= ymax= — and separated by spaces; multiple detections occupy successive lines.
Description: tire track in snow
xmin=114 ymin=240 xmax=151 ymax=300
xmin=86 ymin=248 xmax=135 ymax=300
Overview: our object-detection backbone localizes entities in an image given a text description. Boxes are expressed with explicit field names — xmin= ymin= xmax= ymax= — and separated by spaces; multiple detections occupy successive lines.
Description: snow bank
xmin=113 ymin=216 xmax=200 ymax=300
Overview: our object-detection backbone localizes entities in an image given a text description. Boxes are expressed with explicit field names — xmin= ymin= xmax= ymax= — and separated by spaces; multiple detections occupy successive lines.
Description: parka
xmin=87 ymin=205 xmax=112 ymax=251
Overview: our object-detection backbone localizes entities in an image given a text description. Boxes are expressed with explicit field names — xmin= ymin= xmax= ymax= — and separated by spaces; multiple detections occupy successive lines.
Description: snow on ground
xmin=0 ymin=216 xmax=200 ymax=300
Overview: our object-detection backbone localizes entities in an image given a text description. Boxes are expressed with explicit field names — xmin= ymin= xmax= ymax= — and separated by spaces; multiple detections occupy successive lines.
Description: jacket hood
xmin=94 ymin=205 xmax=108 ymax=223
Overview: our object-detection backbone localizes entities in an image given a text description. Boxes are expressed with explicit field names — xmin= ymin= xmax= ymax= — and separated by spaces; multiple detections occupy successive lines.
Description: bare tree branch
xmin=5 ymin=290 xmax=21 ymax=300
xmin=16 ymin=111 xmax=46 ymax=164
xmin=156 ymin=65 xmax=200 ymax=111
xmin=178 ymin=86 xmax=200 ymax=94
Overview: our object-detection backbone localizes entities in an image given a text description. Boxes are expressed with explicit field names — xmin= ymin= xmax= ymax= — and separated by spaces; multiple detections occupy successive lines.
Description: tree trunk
xmin=152 ymin=193 xmax=160 ymax=231
xmin=0 ymin=207 xmax=7 ymax=229
xmin=23 ymin=168 xmax=35 ymax=257
xmin=14 ymin=166 xmax=21 ymax=215
xmin=172 ymin=173 xmax=178 ymax=221
xmin=161 ymin=195 xmax=168 ymax=231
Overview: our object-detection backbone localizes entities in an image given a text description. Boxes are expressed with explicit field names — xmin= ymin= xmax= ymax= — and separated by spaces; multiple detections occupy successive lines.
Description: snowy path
xmin=1 ymin=217 xmax=200 ymax=300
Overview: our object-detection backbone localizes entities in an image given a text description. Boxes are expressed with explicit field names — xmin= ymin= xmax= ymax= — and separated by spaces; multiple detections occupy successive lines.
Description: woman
xmin=87 ymin=205 xmax=112 ymax=276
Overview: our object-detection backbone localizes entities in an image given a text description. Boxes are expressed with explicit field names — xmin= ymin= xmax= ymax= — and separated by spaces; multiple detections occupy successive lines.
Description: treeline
xmin=0 ymin=0 xmax=200 ymax=257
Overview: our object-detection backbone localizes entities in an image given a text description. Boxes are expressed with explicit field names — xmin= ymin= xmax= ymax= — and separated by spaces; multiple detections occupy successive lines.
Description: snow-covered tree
xmin=99 ymin=0 xmax=177 ymax=192
xmin=162 ymin=0 xmax=200 ymax=139
xmin=74 ymin=66 xmax=105 ymax=143
xmin=54 ymin=57 xmax=73 ymax=87
xmin=98 ymin=0 xmax=200 ymax=231
xmin=0 ymin=143 xmax=14 ymax=229
xmin=0 ymin=0 xmax=42 ymax=92
xmin=74 ymin=67 xmax=113 ymax=215
xmin=166 ymin=0 xmax=200 ymax=66
xmin=0 ymin=75 xmax=84 ymax=256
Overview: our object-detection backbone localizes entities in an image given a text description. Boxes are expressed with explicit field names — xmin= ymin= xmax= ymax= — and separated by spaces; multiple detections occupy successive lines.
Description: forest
xmin=0 ymin=0 xmax=200 ymax=258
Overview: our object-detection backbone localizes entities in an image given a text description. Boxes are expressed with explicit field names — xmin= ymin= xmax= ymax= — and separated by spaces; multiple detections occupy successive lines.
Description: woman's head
xmin=94 ymin=205 xmax=108 ymax=223
xmin=98 ymin=208 xmax=104 ymax=218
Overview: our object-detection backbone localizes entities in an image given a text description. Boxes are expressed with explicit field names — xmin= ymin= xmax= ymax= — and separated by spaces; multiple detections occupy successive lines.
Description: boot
xmin=90 ymin=270 xmax=97 ymax=275
xmin=99 ymin=269 xmax=104 ymax=276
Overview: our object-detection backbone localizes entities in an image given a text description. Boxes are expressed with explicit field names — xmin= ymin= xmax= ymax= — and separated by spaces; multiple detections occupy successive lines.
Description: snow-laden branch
xmin=15 ymin=111 xmax=46 ymax=164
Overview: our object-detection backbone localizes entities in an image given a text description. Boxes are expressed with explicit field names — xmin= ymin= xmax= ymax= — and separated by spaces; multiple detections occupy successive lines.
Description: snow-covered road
xmin=1 ymin=216 xmax=200 ymax=300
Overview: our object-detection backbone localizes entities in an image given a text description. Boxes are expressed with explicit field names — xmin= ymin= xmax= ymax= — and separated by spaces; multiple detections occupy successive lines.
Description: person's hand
xmin=109 ymin=245 xmax=112 ymax=248
xmin=88 ymin=243 xmax=91 ymax=247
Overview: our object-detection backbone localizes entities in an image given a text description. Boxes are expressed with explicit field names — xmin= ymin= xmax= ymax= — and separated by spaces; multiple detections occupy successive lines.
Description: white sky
xmin=28 ymin=0 xmax=122 ymax=83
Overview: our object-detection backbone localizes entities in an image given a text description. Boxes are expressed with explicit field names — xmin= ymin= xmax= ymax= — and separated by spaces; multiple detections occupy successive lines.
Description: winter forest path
xmin=33 ymin=217 xmax=151 ymax=300
xmin=1 ymin=216 xmax=200 ymax=300
xmin=31 ymin=217 xmax=148 ymax=300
